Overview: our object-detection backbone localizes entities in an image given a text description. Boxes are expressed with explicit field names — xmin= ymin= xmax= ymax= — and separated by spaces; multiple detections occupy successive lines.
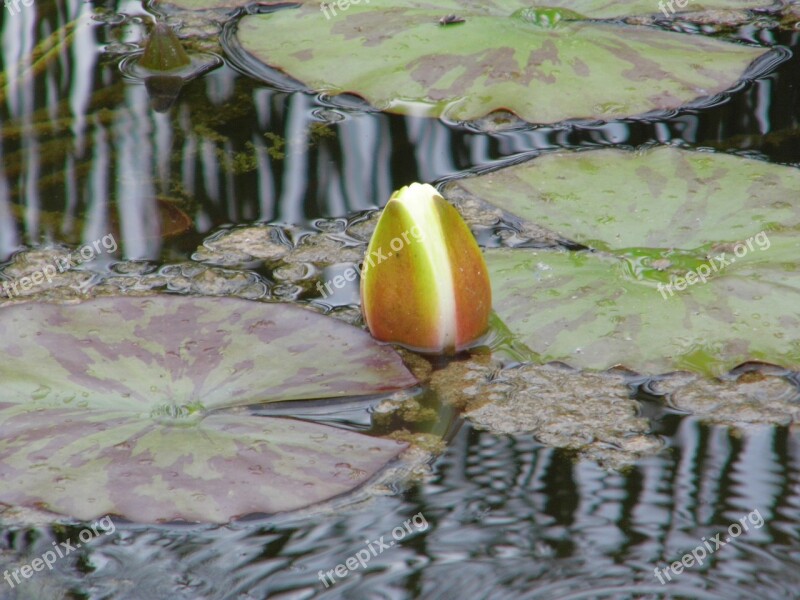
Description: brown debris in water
xmin=432 ymin=359 xmax=662 ymax=467
xmin=653 ymin=368 xmax=800 ymax=426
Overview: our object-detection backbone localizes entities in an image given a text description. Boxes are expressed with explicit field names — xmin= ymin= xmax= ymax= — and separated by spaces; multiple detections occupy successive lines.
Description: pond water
xmin=1 ymin=1 xmax=800 ymax=599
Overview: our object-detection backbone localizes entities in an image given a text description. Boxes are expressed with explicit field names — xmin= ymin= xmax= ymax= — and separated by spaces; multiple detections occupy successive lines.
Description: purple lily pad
xmin=0 ymin=296 xmax=416 ymax=523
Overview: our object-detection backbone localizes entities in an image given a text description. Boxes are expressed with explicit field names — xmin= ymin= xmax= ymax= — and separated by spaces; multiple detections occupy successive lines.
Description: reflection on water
xmin=1 ymin=3 xmax=798 ymax=262
xmin=3 ymin=419 xmax=800 ymax=599
xmin=1 ymin=1 xmax=800 ymax=599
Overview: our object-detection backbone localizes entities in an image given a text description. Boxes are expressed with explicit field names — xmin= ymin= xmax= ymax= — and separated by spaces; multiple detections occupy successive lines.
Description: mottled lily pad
xmin=160 ymin=0 xmax=773 ymax=20
xmin=227 ymin=1 xmax=771 ymax=124
xmin=447 ymin=147 xmax=800 ymax=252
xmin=155 ymin=0 xmax=246 ymax=9
xmin=485 ymin=236 xmax=800 ymax=376
xmin=0 ymin=296 xmax=416 ymax=523
xmin=449 ymin=147 xmax=800 ymax=376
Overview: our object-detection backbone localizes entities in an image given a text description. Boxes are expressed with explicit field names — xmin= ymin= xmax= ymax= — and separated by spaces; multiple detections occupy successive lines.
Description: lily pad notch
xmin=225 ymin=1 xmax=781 ymax=124
xmin=0 ymin=295 xmax=418 ymax=523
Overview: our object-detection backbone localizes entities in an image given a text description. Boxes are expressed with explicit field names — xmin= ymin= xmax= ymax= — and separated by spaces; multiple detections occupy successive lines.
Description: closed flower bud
xmin=360 ymin=183 xmax=491 ymax=353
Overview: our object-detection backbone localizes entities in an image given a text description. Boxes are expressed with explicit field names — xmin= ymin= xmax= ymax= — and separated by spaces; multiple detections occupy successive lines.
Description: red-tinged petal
xmin=361 ymin=183 xmax=491 ymax=353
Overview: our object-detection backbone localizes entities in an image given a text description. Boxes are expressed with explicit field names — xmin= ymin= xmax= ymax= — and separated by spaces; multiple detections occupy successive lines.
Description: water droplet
xmin=31 ymin=385 xmax=51 ymax=400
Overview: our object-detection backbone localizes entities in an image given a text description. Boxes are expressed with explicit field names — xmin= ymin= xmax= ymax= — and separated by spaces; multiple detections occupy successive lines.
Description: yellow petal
xmin=361 ymin=183 xmax=491 ymax=353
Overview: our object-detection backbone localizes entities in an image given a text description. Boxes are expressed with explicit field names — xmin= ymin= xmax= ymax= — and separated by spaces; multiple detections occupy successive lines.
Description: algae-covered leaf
xmin=448 ymin=147 xmax=800 ymax=251
xmin=227 ymin=1 xmax=771 ymax=124
xmin=462 ymin=147 xmax=800 ymax=376
xmin=486 ymin=237 xmax=800 ymax=376
xmin=0 ymin=296 xmax=415 ymax=522
xmin=504 ymin=0 xmax=773 ymax=19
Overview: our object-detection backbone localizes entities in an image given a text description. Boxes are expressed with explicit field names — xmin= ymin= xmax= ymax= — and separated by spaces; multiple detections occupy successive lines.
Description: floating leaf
xmin=0 ymin=296 xmax=416 ymax=522
xmin=447 ymin=147 xmax=800 ymax=251
xmin=227 ymin=1 xmax=772 ymax=123
xmin=485 ymin=235 xmax=800 ymax=376
xmin=160 ymin=0 xmax=774 ymax=20
xmin=449 ymin=147 xmax=800 ymax=375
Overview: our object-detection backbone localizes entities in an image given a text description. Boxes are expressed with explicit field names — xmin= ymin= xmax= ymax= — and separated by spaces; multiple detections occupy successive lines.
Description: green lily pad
xmin=448 ymin=147 xmax=800 ymax=251
xmin=460 ymin=147 xmax=800 ymax=375
xmin=514 ymin=0 xmax=773 ymax=19
xmin=485 ymin=236 xmax=800 ymax=376
xmin=160 ymin=0 xmax=773 ymax=20
xmin=0 ymin=296 xmax=416 ymax=523
xmin=227 ymin=1 xmax=770 ymax=124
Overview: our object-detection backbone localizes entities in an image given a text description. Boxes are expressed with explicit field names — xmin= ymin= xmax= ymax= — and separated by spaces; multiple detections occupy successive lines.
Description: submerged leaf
xmin=229 ymin=1 xmax=771 ymax=123
xmin=144 ymin=75 xmax=186 ymax=112
xmin=0 ymin=296 xmax=416 ymax=522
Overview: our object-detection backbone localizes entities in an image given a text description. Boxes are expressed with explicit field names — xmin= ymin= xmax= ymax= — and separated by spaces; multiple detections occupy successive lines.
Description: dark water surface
xmin=1 ymin=1 xmax=800 ymax=599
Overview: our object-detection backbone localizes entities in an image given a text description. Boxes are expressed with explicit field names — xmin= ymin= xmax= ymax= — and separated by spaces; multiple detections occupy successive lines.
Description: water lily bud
xmin=360 ymin=183 xmax=491 ymax=353
xmin=139 ymin=23 xmax=191 ymax=72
